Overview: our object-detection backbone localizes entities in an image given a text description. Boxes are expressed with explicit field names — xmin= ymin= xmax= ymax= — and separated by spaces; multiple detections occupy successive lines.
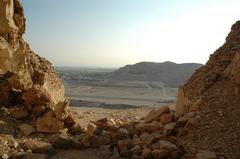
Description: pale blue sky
xmin=22 ymin=0 xmax=240 ymax=67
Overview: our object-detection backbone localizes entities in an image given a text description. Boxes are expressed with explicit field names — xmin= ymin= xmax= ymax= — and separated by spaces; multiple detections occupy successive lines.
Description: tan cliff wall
xmin=0 ymin=0 xmax=76 ymax=133
xmin=176 ymin=21 xmax=240 ymax=158
xmin=0 ymin=0 xmax=64 ymax=105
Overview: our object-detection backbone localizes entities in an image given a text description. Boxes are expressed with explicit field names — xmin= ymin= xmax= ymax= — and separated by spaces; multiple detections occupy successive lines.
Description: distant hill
xmin=108 ymin=61 xmax=203 ymax=87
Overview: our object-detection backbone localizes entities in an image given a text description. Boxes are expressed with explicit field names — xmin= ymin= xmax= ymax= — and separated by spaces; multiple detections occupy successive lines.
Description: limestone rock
xmin=13 ymin=0 xmax=25 ymax=36
xmin=145 ymin=106 xmax=170 ymax=123
xmin=117 ymin=139 xmax=133 ymax=151
xmin=0 ymin=0 xmax=68 ymax=134
xmin=51 ymin=134 xmax=82 ymax=149
xmin=159 ymin=140 xmax=177 ymax=151
xmin=36 ymin=111 xmax=64 ymax=133
xmin=140 ymin=133 xmax=154 ymax=145
xmin=53 ymin=99 xmax=69 ymax=121
xmin=10 ymin=109 xmax=29 ymax=120
xmin=130 ymin=145 xmax=142 ymax=155
xmin=175 ymin=86 xmax=191 ymax=115
xmin=89 ymin=133 xmax=112 ymax=147
xmin=22 ymin=85 xmax=51 ymax=109
xmin=159 ymin=112 xmax=173 ymax=125
xmin=22 ymin=139 xmax=53 ymax=154
xmin=18 ymin=124 xmax=35 ymax=136
xmin=86 ymin=123 xmax=97 ymax=136
xmin=63 ymin=113 xmax=76 ymax=127
xmin=0 ymin=0 xmax=18 ymax=35
xmin=68 ymin=124 xmax=83 ymax=135
xmin=163 ymin=122 xmax=176 ymax=136
xmin=32 ymin=105 xmax=46 ymax=117
xmin=136 ymin=121 xmax=160 ymax=133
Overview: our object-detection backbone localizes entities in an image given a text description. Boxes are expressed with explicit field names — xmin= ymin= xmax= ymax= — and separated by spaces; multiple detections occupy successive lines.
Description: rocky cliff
xmin=0 ymin=0 xmax=76 ymax=133
xmin=176 ymin=21 xmax=240 ymax=158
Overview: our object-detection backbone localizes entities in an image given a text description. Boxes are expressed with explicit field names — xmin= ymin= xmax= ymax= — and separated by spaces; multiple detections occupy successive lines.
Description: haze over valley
xmin=57 ymin=61 xmax=203 ymax=107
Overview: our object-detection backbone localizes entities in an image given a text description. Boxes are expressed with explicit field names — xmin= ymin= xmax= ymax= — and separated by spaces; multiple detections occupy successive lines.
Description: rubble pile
xmin=80 ymin=106 xmax=197 ymax=159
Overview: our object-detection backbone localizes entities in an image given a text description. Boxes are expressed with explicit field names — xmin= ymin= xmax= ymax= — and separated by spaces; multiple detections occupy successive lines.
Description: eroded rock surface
xmin=176 ymin=21 xmax=240 ymax=158
xmin=0 ymin=0 xmax=77 ymax=135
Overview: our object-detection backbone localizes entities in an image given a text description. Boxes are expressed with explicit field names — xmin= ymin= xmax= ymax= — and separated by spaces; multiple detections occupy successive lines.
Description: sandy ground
xmin=66 ymin=84 xmax=177 ymax=106
xmin=70 ymin=106 xmax=153 ymax=128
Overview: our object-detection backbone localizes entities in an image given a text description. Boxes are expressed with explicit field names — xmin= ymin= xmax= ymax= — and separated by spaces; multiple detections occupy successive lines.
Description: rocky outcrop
xmin=0 ymin=0 xmax=76 ymax=133
xmin=77 ymin=106 xmax=187 ymax=159
xmin=176 ymin=21 xmax=240 ymax=158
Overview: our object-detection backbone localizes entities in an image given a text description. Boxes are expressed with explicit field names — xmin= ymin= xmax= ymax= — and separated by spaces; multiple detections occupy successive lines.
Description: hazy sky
xmin=22 ymin=0 xmax=240 ymax=68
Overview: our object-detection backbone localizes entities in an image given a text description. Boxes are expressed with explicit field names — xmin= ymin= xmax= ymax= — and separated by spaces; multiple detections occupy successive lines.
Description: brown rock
xmin=151 ymin=131 xmax=164 ymax=139
xmin=0 ymin=0 xmax=18 ymax=34
xmin=140 ymin=133 xmax=154 ymax=145
xmin=64 ymin=113 xmax=76 ymax=127
xmin=189 ymin=99 xmax=204 ymax=112
xmin=175 ymin=86 xmax=190 ymax=115
xmin=131 ymin=155 xmax=141 ymax=159
xmin=159 ymin=112 xmax=173 ymax=125
xmin=36 ymin=111 xmax=64 ymax=133
xmin=86 ymin=123 xmax=97 ymax=136
xmin=13 ymin=0 xmax=25 ymax=36
xmin=141 ymin=147 xmax=152 ymax=159
xmin=152 ymin=149 xmax=170 ymax=159
xmin=117 ymin=128 xmax=128 ymax=139
xmin=10 ymin=109 xmax=29 ymax=119
xmin=159 ymin=135 xmax=177 ymax=144
xmin=132 ymin=138 xmax=142 ymax=146
xmin=11 ymin=152 xmax=48 ymax=159
xmin=159 ymin=140 xmax=177 ymax=151
xmin=145 ymin=106 xmax=170 ymax=123
xmin=18 ymin=124 xmax=35 ymax=136
xmin=136 ymin=121 xmax=160 ymax=132
xmin=171 ymin=149 xmax=185 ymax=159
xmin=23 ymin=139 xmax=53 ymax=154
xmin=184 ymin=116 xmax=200 ymax=129
xmin=195 ymin=151 xmax=217 ymax=159
xmin=53 ymin=99 xmax=69 ymax=121
xmin=22 ymin=85 xmax=51 ymax=108
xmin=117 ymin=139 xmax=133 ymax=151
xmin=32 ymin=105 xmax=46 ymax=117
xmin=163 ymin=122 xmax=176 ymax=136
xmin=68 ymin=124 xmax=83 ymax=135
xmin=150 ymin=142 xmax=160 ymax=150
xmin=119 ymin=149 xmax=132 ymax=157
xmin=130 ymin=145 xmax=142 ymax=155
xmin=51 ymin=134 xmax=82 ymax=149
xmin=90 ymin=132 xmax=112 ymax=147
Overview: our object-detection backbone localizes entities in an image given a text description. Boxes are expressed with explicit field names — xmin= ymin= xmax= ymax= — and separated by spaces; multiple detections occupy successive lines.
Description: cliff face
xmin=0 ymin=0 xmax=64 ymax=105
xmin=0 ymin=0 xmax=75 ymax=133
xmin=176 ymin=21 xmax=240 ymax=158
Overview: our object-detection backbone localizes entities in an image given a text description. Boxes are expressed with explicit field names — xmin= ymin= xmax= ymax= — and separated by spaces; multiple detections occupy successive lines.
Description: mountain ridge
xmin=109 ymin=61 xmax=203 ymax=87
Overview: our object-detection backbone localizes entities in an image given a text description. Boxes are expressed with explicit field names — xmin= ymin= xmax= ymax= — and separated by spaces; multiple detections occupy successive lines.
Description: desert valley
xmin=0 ymin=0 xmax=240 ymax=159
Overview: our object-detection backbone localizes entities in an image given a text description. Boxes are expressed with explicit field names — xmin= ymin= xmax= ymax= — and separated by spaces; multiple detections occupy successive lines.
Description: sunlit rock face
xmin=176 ymin=21 xmax=240 ymax=158
xmin=0 ymin=0 xmax=71 ymax=133
xmin=0 ymin=0 xmax=64 ymax=105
